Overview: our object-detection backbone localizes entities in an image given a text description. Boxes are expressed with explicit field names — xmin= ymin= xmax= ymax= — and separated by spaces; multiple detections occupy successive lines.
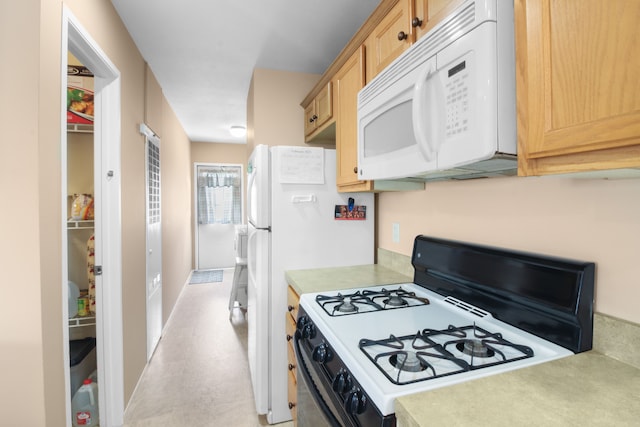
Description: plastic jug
xmin=71 ymin=378 xmax=99 ymax=426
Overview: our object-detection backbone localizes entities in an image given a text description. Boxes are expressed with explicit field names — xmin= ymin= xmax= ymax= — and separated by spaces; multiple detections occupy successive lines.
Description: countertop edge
xmin=396 ymin=351 xmax=640 ymax=426
xmin=285 ymin=264 xmax=412 ymax=295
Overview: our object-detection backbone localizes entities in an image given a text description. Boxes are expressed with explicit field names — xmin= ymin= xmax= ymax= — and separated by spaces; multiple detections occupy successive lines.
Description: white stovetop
xmin=299 ymin=283 xmax=573 ymax=416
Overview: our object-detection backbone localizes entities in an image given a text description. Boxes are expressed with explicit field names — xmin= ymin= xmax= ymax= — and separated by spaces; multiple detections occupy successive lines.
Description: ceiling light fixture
xmin=230 ymin=126 xmax=246 ymax=137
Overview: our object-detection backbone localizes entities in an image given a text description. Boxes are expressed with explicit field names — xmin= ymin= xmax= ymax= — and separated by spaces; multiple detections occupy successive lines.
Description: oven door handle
xmin=294 ymin=330 xmax=343 ymax=427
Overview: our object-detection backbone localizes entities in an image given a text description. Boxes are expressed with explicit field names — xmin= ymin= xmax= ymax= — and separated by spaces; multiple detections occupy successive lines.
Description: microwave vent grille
xmin=360 ymin=2 xmax=478 ymax=106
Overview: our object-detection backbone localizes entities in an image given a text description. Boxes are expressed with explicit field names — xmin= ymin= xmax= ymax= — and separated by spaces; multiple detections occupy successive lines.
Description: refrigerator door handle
xmin=247 ymin=169 xmax=256 ymax=226
xmin=291 ymin=194 xmax=317 ymax=204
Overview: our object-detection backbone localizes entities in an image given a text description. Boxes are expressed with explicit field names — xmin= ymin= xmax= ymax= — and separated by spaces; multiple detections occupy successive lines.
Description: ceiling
xmin=110 ymin=0 xmax=380 ymax=144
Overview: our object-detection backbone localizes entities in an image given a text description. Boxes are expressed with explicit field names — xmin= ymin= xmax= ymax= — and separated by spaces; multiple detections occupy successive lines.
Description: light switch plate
xmin=392 ymin=223 xmax=400 ymax=243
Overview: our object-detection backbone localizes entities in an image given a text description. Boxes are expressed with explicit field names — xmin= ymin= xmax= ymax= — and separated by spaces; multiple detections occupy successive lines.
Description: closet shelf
xmin=67 ymin=219 xmax=94 ymax=230
xmin=67 ymin=123 xmax=93 ymax=133
xmin=69 ymin=315 xmax=96 ymax=328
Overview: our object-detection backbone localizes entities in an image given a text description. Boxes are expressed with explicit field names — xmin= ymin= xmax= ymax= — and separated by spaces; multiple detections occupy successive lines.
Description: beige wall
xmin=160 ymin=96 xmax=193 ymax=325
xmin=0 ymin=0 xmax=47 ymax=425
xmin=247 ymin=68 xmax=334 ymax=154
xmin=378 ymin=175 xmax=640 ymax=324
xmin=0 ymin=1 xmax=193 ymax=425
xmin=191 ymin=141 xmax=248 ymax=165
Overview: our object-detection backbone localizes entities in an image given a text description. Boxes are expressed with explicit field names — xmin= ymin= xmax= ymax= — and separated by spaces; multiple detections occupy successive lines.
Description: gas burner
xmin=383 ymin=296 xmax=408 ymax=307
xmin=457 ymin=339 xmax=494 ymax=358
xmin=390 ymin=351 xmax=427 ymax=372
xmin=336 ymin=299 xmax=359 ymax=313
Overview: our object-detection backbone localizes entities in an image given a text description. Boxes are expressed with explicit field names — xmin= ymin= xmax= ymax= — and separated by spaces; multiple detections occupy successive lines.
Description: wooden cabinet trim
xmin=335 ymin=46 xmax=367 ymax=188
xmin=526 ymin=112 xmax=640 ymax=159
xmin=521 ymin=144 xmax=640 ymax=176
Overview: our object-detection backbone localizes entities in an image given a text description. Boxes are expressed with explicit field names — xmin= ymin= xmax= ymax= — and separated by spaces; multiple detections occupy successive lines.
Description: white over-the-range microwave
xmin=357 ymin=0 xmax=517 ymax=181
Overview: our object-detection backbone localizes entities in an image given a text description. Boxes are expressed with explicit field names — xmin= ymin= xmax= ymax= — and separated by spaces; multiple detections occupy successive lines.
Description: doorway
xmin=194 ymin=163 xmax=244 ymax=269
xmin=62 ymin=8 xmax=124 ymax=426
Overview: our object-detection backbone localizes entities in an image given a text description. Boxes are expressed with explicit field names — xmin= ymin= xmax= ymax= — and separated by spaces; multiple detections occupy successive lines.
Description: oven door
xmin=294 ymin=332 xmax=350 ymax=427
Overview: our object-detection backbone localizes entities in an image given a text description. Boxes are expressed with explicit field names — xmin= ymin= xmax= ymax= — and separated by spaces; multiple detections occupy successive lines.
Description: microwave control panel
xmin=444 ymin=59 xmax=470 ymax=139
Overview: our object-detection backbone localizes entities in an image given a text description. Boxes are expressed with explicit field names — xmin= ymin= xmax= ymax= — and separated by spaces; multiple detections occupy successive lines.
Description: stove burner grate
xmin=360 ymin=324 xmax=535 ymax=385
xmin=316 ymin=287 xmax=430 ymax=317
xmin=431 ymin=324 xmax=535 ymax=369
xmin=359 ymin=331 xmax=469 ymax=385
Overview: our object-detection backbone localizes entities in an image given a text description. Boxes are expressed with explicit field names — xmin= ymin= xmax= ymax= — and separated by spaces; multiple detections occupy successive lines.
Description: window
xmin=197 ymin=165 xmax=242 ymax=225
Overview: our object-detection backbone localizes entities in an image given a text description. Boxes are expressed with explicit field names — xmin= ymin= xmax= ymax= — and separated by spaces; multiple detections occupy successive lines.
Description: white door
xmin=63 ymin=8 xmax=125 ymax=426
xmin=194 ymin=163 xmax=244 ymax=269
xmin=144 ymin=126 xmax=162 ymax=360
xmin=246 ymin=223 xmax=269 ymax=414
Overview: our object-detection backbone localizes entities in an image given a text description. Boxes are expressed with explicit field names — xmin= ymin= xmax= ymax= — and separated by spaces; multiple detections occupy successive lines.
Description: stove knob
xmin=296 ymin=316 xmax=308 ymax=330
xmin=344 ymin=389 xmax=367 ymax=415
xmin=296 ymin=316 xmax=316 ymax=338
xmin=302 ymin=322 xmax=316 ymax=339
xmin=332 ymin=370 xmax=352 ymax=394
xmin=312 ymin=342 xmax=331 ymax=363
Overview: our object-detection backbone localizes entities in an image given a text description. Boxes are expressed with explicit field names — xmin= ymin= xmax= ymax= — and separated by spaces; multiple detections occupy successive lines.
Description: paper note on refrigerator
xmin=277 ymin=147 xmax=325 ymax=184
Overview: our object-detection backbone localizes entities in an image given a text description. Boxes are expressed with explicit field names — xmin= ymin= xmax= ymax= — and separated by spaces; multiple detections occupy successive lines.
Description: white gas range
xmin=294 ymin=236 xmax=595 ymax=427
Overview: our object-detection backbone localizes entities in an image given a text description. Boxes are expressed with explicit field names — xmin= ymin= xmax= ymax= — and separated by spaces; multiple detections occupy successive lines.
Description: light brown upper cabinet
xmin=365 ymin=0 xmax=465 ymax=84
xmin=303 ymin=81 xmax=334 ymax=142
xmin=364 ymin=0 xmax=413 ymax=84
xmin=515 ymin=0 xmax=640 ymax=176
xmin=335 ymin=46 xmax=374 ymax=192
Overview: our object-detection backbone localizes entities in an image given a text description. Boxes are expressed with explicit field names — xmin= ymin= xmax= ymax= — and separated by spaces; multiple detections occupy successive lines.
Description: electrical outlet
xmin=392 ymin=223 xmax=400 ymax=243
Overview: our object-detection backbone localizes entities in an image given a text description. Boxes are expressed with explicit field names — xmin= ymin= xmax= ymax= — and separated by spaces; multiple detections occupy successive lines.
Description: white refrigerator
xmin=246 ymin=145 xmax=374 ymax=424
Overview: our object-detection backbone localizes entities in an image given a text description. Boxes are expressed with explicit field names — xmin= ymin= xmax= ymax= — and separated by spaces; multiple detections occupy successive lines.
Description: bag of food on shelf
xmin=71 ymin=194 xmax=94 ymax=220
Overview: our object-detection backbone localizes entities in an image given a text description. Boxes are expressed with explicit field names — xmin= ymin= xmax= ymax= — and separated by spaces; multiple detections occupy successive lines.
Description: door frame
xmin=62 ymin=7 xmax=124 ymax=426
xmin=193 ymin=162 xmax=245 ymax=270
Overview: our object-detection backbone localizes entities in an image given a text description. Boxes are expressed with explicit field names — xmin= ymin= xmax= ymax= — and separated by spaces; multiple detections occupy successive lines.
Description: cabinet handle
xmin=288 ymin=305 xmax=294 ymax=312
xmin=286 ymin=334 xmax=293 ymax=341
xmin=288 ymin=363 xmax=296 ymax=371
xmin=289 ymin=402 xmax=296 ymax=409
xmin=397 ymin=31 xmax=408 ymax=41
xmin=353 ymin=166 xmax=358 ymax=174
xmin=412 ymin=17 xmax=423 ymax=28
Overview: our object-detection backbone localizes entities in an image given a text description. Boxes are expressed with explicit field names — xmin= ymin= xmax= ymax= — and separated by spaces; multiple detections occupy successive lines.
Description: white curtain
xmin=197 ymin=167 xmax=241 ymax=224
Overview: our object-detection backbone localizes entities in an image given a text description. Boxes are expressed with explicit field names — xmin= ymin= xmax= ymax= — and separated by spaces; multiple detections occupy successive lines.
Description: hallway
xmin=124 ymin=269 xmax=292 ymax=427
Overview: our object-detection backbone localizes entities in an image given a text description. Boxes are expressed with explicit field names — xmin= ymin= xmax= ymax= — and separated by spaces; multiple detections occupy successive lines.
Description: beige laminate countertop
xmin=396 ymin=351 xmax=640 ymax=427
xmin=285 ymin=264 xmax=412 ymax=295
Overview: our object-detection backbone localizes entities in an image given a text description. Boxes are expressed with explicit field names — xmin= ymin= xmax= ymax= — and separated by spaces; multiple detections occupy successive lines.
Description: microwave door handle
xmin=412 ymin=63 xmax=445 ymax=161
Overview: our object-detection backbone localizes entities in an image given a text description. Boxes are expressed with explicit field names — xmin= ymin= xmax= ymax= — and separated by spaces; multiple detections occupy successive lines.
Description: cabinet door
xmin=287 ymin=286 xmax=300 ymax=320
xmin=303 ymin=102 xmax=317 ymax=137
xmin=365 ymin=0 xmax=413 ymax=83
xmin=315 ymin=81 xmax=333 ymax=129
xmin=515 ymin=0 xmax=640 ymax=176
xmin=335 ymin=46 xmax=373 ymax=191
xmin=414 ymin=0 xmax=466 ymax=40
